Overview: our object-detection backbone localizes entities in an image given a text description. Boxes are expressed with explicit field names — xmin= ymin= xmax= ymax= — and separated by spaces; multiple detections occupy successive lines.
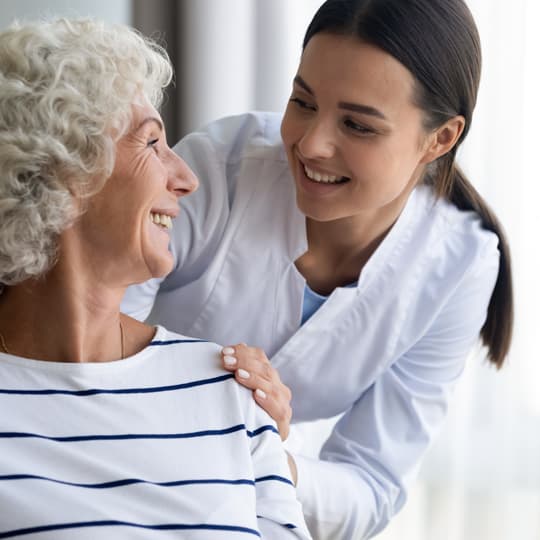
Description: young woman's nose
xmin=297 ymin=118 xmax=336 ymax=160
xmin=166 ymin=148 xmax=199 ymax=198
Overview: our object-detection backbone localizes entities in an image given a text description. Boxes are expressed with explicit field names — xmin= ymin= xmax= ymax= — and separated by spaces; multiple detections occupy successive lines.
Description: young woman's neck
xmin=297 ymin=189 xmax=413 ymax=295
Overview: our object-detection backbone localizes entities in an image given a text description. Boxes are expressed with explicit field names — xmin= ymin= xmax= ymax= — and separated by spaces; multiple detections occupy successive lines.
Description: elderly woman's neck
xmin=0 ymin=269 xmax=147 ymax=363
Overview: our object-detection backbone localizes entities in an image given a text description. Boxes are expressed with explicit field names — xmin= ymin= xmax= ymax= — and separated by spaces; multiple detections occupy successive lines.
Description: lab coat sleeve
xmin=292 ymin=238 xmax=500 ymax=539
xmin=165 ymin=130 xmax=233 ymax=286
xmin=243 ymin=393 xmax=312 ymax=539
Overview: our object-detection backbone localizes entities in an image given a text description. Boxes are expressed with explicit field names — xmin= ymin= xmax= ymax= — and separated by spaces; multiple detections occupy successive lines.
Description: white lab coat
xmin=122 ymin=112 xmax=499 ymax=539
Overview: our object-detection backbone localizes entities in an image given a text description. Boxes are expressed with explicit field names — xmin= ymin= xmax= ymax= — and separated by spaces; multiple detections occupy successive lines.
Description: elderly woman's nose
xmin=166 ymin=149 xmax=199 ymax=197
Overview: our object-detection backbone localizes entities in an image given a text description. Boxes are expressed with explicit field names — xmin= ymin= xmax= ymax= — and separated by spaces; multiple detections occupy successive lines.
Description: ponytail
xmin=433 ymin=152 xmax=514 ymax=368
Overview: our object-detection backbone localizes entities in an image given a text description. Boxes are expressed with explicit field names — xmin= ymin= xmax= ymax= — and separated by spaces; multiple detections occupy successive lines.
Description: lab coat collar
xmin=284 ymin=183 xmax=430 ymax=293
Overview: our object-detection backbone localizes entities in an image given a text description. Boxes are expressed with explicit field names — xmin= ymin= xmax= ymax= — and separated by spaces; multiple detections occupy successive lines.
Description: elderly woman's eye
xmin=148 ymin=138 xmax=159 ymax=151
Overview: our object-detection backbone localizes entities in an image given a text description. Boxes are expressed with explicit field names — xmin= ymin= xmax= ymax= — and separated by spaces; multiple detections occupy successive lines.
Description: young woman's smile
xmin=294 ymin=156 xmax=351 ymax=197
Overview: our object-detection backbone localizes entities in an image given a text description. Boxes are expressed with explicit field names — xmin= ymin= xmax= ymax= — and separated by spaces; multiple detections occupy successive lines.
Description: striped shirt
xmin=0 ymin=326 xmax=311 ymax=539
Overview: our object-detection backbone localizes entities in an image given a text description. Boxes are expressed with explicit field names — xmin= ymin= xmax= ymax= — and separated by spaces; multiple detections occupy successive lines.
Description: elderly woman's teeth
xmin=150 ymin=212 xmax=172 ymax=229
xmin=304 ymin=165 xmax=344 ymax=183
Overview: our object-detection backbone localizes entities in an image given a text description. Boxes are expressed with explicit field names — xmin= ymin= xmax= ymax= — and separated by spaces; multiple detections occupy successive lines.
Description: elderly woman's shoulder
xmin=147 ymin=325 xmax=229 ymax=377
xmin=147 ymin=326 xmax=259 ymax=417
xmin=149 ymin=326 xmax=221 ymax=354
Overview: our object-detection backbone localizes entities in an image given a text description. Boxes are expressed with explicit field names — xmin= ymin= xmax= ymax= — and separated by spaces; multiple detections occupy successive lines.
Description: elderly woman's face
xmin=77 ymin=98 xmax=198 ymax=285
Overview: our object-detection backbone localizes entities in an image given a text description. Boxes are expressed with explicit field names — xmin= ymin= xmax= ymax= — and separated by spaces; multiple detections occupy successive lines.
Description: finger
xmin=253 ymin=389 xmax=291 ymax=441
xmin=234 ymin=367 xmax=274 ymax=394
xmin=221 ymin=346 xmax=238 ymax=370
xmin=220 ymin=344 xmax=292 ymax=440
xmin=228 ymin=343 xmax=270 ymax=365
xmin=221 ymin=345 xmax=272 ymax=376
xmin=254 ymin=388 xmax=268 ymax=400
xmin=237 ymin=372 xmax=283 ymax=426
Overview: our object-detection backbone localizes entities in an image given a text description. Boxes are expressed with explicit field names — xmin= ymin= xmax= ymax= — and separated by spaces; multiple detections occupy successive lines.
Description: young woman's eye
xmin=290 ymin=97 xmax=316 ymax=111
xmin=344 ymin=119 xmax=374 ymax=135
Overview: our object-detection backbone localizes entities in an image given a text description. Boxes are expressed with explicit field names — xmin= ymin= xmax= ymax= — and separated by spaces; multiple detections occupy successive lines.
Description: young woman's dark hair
xmin=303 ymin=0 xmax=513 ymax=368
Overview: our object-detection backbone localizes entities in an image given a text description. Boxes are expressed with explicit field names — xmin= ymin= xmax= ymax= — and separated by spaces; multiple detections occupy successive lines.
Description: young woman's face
xmin=77 ymin=98 xmax=198 ymax=284
xmin=281 ymin=33 xmax=433 ymax=223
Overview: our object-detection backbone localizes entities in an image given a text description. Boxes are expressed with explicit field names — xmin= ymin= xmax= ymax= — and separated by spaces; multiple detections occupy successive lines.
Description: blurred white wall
xmin=0 ymin=0 xmax=131 ymax=29
xmin=133 ymin=0 xmax=324 ymax=139
xmin=177 ymin=0 xmax=323 ymax=135
xmin=179 ymin=0 xmax=254 ymax=134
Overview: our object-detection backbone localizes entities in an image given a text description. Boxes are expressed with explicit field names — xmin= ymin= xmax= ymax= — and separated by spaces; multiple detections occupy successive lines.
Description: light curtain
xmin=132 ymin=1 xmax=539 ymax=538
xmin=379 ymin=1 xmax=540 ymax=538
xmin=133 ymin=0 xmax=323 ymax=138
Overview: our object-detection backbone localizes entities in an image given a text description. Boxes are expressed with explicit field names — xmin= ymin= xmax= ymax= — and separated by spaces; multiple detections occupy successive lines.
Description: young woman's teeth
xmin=304 ymin=165 xmax=343 ymax=184
xmin=150 ymin=212 xmax=173 ymax=229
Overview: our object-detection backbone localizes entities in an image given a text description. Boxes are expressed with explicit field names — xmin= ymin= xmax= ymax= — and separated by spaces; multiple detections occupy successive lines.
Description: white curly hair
xmin=0 ymin=18 xmax=173 ymax=286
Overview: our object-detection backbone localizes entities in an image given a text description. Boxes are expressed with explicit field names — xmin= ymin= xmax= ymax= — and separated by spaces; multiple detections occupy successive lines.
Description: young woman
xmin=123 ymin=0 xmax=514 ymax=538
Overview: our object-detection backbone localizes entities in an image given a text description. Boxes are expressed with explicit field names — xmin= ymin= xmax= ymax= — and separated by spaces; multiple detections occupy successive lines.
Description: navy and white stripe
xmin=0 ymin=372 xmax=234 ymax=396
xmin=0 ymin=326 xmax=311 ymax=539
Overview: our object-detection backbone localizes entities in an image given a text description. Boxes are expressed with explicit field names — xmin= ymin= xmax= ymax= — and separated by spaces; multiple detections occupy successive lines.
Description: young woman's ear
xmin=421 ymin=115 xmax=466 ymax=164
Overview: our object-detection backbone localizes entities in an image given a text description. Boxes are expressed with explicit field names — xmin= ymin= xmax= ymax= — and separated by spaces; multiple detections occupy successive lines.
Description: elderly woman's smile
xmin=149 ymin=212 xmax=174 ymax=230
xmin=75 ymin=98 xmax=198 ymax=284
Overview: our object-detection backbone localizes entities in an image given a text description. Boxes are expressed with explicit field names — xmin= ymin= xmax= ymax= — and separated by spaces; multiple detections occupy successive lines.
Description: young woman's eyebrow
xmin=293 ymin=75 xmax=315 ymax=95
xmin=294 ymin=75 xmax=387 ymax=120
xmin=337 ymin=101 xmax=387 ymax=120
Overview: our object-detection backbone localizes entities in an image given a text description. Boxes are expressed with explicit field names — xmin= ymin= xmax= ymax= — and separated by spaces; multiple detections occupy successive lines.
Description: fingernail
xmin=255 ymin=388 xmax=267 ymax=399
xmin=223 ymin=355 xmax=237 ymax=367
xmin=238 ymin=369 xmax=250 ymax=379
xmin=222 ymin=347 xmax=235 ymax=355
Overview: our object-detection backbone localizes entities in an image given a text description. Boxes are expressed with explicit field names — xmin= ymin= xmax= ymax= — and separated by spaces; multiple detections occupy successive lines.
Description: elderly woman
xmin=0 ymin=18 xmax=310 ymax=539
